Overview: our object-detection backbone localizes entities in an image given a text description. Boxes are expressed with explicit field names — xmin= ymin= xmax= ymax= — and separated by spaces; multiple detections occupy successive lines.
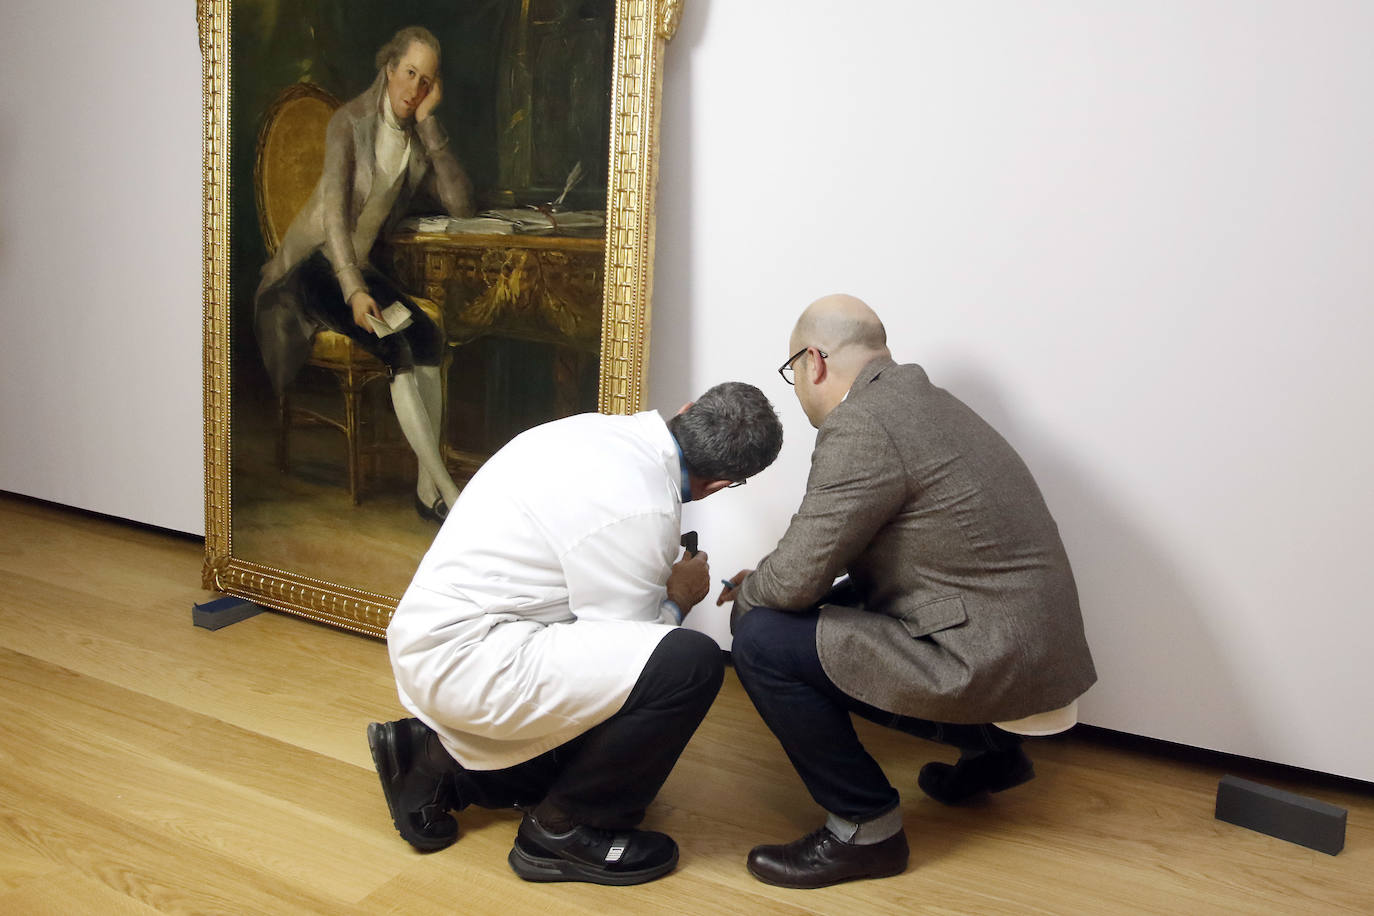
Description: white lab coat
xmin=387 ymin=411 xmax=684 ymax=770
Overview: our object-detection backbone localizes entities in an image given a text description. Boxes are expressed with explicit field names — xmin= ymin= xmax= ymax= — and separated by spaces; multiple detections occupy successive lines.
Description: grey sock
xmin=824 ymin=805 xmax=904 ymax=846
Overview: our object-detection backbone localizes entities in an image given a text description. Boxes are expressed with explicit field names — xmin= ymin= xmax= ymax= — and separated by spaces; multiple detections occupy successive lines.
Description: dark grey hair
xmin=668 ymin=382 xmax=783 ymax=483
xmin=375 ymin=26 xmax=442 ymax=74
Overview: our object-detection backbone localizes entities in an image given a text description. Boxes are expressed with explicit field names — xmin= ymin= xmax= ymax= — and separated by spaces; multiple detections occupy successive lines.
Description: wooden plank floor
xmin=1 ymin=492 xmax=1370 ymax=914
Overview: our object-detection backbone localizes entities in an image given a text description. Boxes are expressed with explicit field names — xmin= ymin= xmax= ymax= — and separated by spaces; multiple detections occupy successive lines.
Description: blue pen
xmin=721 ymin=578 xmax=737 ymax=590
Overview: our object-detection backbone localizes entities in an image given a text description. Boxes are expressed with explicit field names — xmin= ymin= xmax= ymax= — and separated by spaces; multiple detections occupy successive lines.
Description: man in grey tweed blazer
xmin=722 ymin=294 xmax=1096 ymax=889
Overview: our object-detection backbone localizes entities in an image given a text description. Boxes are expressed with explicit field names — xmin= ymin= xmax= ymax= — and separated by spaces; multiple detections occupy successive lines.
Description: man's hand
xmin=716 ymin=569 xmax=752 ymax=606
xmin=416 ymin=77 xmax=442 ymax=122
xmin=349 ymin=290 xmax=383 ymax=333
xmin=666 ymin=549 xmax=710 ymax=617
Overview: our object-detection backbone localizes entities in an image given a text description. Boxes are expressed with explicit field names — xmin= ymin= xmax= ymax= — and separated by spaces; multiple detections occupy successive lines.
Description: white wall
xmin=3 ymin=1 xmax=1370 ymax=781
xmin=651 ymin=1 xmax=1374 ymax=782
xmin=0 ymin=1 xmax=203 ymax=533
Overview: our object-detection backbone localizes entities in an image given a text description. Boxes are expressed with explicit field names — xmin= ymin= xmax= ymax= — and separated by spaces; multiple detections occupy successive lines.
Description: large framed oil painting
xmin=199 ymin=0 xmax=682 ymax=636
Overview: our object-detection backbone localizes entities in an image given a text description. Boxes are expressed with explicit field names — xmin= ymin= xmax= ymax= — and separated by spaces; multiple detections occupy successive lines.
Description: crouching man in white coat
xmin=369 ymin=382 xmax=784 ymax=886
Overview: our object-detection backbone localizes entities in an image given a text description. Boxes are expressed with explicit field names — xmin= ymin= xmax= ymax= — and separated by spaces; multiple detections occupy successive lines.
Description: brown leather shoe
xmin=746 ymin=827 xmax=909 ymax=889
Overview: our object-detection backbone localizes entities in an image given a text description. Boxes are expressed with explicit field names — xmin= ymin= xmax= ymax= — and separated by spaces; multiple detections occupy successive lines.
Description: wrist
xmin=665 ymin=583 xmax=697 ymax=612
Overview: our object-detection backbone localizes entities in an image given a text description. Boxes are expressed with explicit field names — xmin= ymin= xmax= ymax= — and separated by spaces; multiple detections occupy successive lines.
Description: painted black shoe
xmin=508 ymin=814 xmax=679 ymax=885
xmin=918 ymin=746 xmax=1035 ymax=805
xmin=367 ymin=718 xmax=460 ymax=852
xmin=746 ymin=826 xmax=909 ymax=889
xmin=414 ymin=493 xmax=448 ymax=524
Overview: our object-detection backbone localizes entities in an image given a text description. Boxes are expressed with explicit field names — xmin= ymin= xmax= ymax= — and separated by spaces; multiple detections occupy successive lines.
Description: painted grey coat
xmin=254 ymin=75 xmax=473 ymax=395
xmin=732 ymin=358 xmax=1096 ymax=724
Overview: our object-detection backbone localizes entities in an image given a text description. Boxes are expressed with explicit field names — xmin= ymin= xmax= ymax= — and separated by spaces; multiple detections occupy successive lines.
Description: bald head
xmin=790 ymin=294 xmax=890 ymax=372
xmin=784 ymin=294 xmax=892 ymax=427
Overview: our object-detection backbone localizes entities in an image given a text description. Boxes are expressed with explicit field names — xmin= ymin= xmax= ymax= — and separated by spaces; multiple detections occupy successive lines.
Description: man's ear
xmin=807 ymin=347 xmax=828 ymax=385
xmin=700 ymin=479 xmax=732 ymax=499
xmin=676 ymin=400 xmax=694 ymax=416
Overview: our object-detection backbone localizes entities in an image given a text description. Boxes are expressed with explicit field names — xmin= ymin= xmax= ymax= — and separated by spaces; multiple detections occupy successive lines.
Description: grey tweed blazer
xmin=733 ymin=358 xmax=1096 ymax=724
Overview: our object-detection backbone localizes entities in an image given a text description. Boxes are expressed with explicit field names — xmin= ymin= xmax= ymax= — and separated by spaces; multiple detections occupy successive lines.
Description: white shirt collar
xmin=381 ymin=90 xmax=406 ymax=132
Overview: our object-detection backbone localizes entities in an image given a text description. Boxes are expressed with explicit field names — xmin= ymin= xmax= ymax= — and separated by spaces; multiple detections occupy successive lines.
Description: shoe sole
xmin=508 ymin=840 xmax=678 ymax=886
xmin=367 ymin=721 xmax=456 ymax=853
xmin=745 ymin=858 xmax=907 ymax=890
xmin=989 ymin=762 xmax=1035 ymax=794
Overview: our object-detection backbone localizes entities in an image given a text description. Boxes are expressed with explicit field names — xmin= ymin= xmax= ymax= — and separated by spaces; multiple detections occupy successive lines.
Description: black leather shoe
xmin=746 ymin=827 xmax=909 ymax=889
xmin=367 ymin=718 xmax=460 ymax=852
xmin=918 ymin=746 xmax=1035 ymax=805
xmin=414 ymin=493 xmax=448 ymax=524
xmin=508 ymin=814 xmax=679 ymax=885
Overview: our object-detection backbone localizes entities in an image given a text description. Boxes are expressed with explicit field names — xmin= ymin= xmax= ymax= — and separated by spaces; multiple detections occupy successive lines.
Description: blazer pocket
xmin=897 ymin=595 xmax=968 ymax=638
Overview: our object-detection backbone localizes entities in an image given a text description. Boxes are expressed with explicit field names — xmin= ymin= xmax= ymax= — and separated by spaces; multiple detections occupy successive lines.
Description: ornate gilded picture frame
xmin=199 ymin=0 xmax=681 ymax=636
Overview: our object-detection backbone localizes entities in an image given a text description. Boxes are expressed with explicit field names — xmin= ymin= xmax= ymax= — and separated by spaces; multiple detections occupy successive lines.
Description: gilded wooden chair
xmin=254 ymin=82 xmax=446 ymax=503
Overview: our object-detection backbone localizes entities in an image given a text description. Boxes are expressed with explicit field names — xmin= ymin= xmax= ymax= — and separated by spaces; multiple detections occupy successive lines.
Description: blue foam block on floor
xmin=192 ymin=596 xmax=264 ymax=631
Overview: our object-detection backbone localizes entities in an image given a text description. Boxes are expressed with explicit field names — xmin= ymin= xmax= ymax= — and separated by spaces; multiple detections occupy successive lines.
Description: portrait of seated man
xmin=254 ymin=25 xmax=473 ymax=523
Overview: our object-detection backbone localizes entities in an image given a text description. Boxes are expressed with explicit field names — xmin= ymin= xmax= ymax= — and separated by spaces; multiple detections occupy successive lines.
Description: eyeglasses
xmin=727 ymin=479 xmax=747 ymax=488
xmin=778 ymin=346 xmax=828 ymax=385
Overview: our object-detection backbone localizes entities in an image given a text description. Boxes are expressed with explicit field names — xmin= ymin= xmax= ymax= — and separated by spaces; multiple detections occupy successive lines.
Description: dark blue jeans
xmin=732 ymin=606 xmax=1021 ymax=823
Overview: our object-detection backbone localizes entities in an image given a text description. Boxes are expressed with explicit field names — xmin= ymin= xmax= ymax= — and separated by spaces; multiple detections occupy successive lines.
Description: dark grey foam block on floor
xmin=1214 ymin=775 xmax=1346 ymax=855
xmin=192 ymin=596 xmax=264 ymax=630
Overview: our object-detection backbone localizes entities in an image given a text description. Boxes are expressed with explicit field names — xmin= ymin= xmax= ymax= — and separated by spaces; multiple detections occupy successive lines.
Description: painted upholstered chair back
xmin=254 ymin=82 xmax=341 ymax=256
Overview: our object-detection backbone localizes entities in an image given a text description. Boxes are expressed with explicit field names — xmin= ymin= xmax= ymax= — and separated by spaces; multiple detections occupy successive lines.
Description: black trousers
xmin=732 ymin=606 xmax=1022 ymax=823
xmin=452 ymin=627 xmax=724 ymax=829
xmin=292 ymin=251 xmax=443 ymax=372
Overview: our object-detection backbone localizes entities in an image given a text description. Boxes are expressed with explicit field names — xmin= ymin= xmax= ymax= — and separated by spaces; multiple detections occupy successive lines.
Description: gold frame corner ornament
xmin=657 ymin=0 xmax=685 ymax=41
xmin=200 ymin=0 xmax=674 ymax=636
